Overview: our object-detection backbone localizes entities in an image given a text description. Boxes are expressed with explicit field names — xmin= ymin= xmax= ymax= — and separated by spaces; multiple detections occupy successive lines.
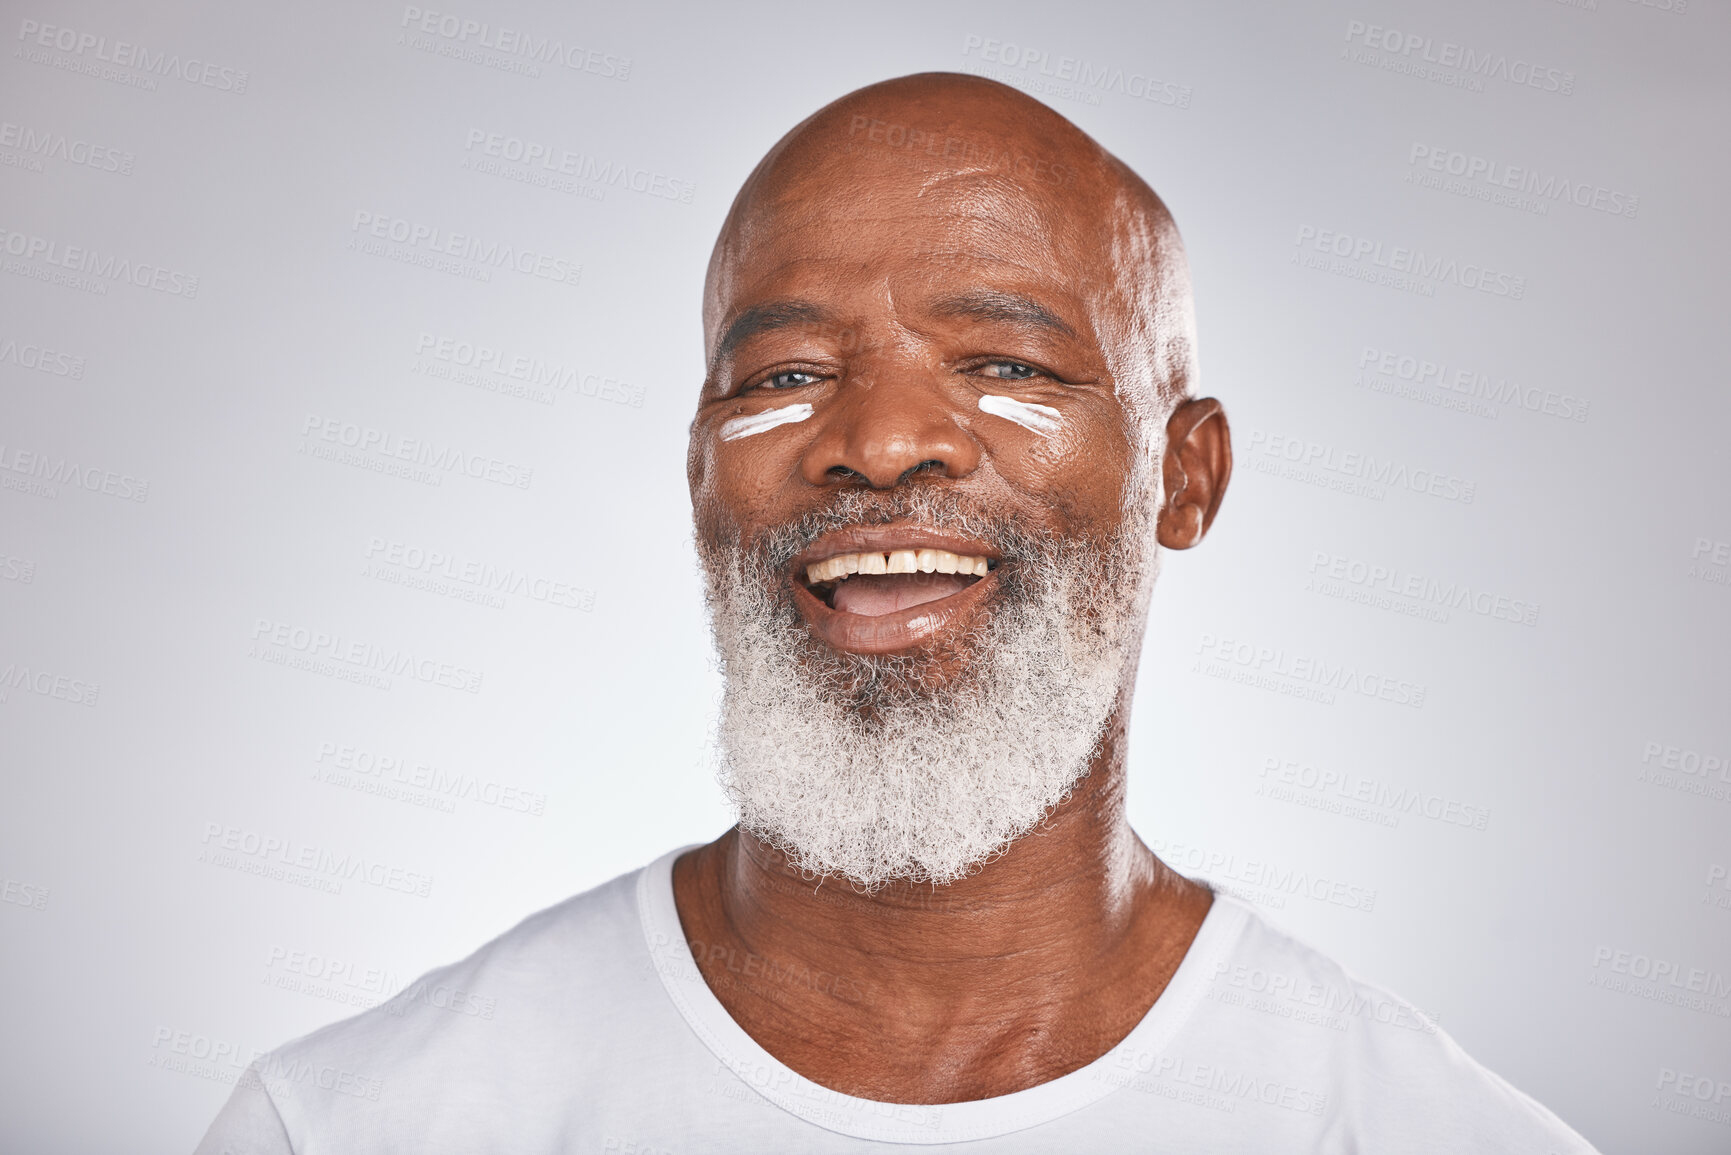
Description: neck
xmin=671 ymin=695 xmax=1213 ymax=1103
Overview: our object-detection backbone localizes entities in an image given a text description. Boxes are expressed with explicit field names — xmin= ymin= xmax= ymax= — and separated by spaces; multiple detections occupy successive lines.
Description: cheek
xmin=688 ymin=422 xmax=738 ymax=533
xmin=985 ymin=409 xmax=1135 ymax=526
xmin=686 ymin=426 xmax=710 ymax=497
xmin=692 ymin=428 xmax=802 ymax=529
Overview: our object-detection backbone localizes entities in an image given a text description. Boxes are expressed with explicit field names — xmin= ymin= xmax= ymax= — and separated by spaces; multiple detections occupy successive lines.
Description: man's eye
xmin=981 ymin=361 xmax=1039 ymax=380
xmin=762 ymin=370 xmax=820 ymax=390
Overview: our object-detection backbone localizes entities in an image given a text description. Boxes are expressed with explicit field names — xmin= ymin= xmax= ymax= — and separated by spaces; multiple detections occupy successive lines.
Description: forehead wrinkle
xmin=740 ymin=162 xmax=1064 ymax=254
xmin=911 ymin=171 xmax=1063 ymax=245
xmin=742 ymin=189 xmax=1054 ymax=267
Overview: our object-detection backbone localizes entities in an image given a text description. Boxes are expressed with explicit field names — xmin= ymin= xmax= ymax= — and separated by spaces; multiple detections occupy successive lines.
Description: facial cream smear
xmin=719 ymin=403 xmax=813 ymax=442
xmin=978 ymin=394 xmax=1061 ymax=436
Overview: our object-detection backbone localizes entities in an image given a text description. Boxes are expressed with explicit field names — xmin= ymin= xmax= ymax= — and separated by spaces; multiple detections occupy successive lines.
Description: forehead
xmin=708 ymin=141 xmax=1121 ymax=345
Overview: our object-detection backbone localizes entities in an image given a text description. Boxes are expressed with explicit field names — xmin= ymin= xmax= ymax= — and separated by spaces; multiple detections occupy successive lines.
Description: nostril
xmin=826 ymin=465 xmax=869 ymax=483
xmin=896 ymin=460 xmax=946 ymax=485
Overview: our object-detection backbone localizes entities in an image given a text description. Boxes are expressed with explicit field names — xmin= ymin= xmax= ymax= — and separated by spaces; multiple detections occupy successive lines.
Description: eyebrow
xmin=713 ymin=300 xmax=834 ymax=365
xmin=927 ymin=290 xmax=1077 ymax=339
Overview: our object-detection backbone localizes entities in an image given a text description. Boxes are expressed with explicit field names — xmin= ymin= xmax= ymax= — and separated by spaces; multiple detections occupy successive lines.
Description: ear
xmin=1156 ymin=398 xmax=1231 ymax=550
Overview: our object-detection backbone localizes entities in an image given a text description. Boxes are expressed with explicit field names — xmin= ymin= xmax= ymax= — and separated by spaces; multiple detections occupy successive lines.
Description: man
xmin=199 ymin=74 xmax=1594 ymax=1152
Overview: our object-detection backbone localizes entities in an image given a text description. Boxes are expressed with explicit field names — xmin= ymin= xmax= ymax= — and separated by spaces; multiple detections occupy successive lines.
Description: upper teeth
xmin=805 ymin=549 xmax=991 ymax=584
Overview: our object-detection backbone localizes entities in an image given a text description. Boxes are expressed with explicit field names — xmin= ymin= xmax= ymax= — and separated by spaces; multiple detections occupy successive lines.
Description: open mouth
xmin=789 ymin=532 xmax=1001 ymax=654
xmin=802 ymin=549 xmax=995 ymax=616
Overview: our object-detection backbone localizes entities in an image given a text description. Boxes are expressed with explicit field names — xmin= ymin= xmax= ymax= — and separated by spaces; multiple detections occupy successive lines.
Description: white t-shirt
xmin=196 ymin=848 xmax=1596 ymax=1153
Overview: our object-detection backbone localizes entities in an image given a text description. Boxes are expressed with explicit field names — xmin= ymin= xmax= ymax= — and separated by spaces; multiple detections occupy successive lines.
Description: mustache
xmin=726 ymin=486 xmax=1061 ymax=575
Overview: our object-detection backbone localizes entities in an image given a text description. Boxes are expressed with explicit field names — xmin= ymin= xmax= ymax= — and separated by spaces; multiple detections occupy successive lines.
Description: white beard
xmin=698 ymin=488 xmax=1154 ymax=890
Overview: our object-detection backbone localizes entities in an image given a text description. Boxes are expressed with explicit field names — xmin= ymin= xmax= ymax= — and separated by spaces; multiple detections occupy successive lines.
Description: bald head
xmin=703 ymin=73 xmax=1197 ymax=423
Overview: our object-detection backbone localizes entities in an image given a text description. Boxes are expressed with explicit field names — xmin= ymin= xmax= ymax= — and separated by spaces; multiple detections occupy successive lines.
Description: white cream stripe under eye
xmin=977 ymin=394 xmax=1062 ymax=436
xmin=719 ymin=403 xmax=813 ymax=442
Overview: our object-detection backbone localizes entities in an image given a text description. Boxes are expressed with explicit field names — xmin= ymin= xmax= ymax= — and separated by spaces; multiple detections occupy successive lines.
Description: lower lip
xmin=792 ymin=572 xmax=998 ymax=654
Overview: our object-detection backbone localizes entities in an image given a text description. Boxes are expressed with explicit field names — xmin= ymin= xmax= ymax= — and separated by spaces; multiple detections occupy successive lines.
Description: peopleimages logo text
xmin=1294 ymin=226 xmax=1524 ymax=300
xmin=301 ymin=415 xmax=533 ymax=490
xmin=1408 ymin=145 xmax=1636 ymax=219
xmin=0 ymin=443 xmax=149 ymax=501
xmin=398 ymin=7 xmax=630 ymax=79
xmin=0 ymin=226 xmax=199 ymax=297
xmin=1357 ymin=346 xmax=1588 ymax=422
xmin=1343 ymin=20 xmax=1574 ymax=94
xmin=959 ymin=35 xmax=1191 ymax=108
xmin=15 ymin=18 xmax=250 ymax=92
xmin=1247 ymin=429 xmax=1475 ymax=504
xmin=0 ymin=120 xmax=133 ymax=174
xmin=463 ymin=130 xmax=693 ymax=203
xmin=250 ymin=618 xmax=484 ymax=694
xmin=201 ymin=822 xmax=434 ymax=898
xmin=0 ymin=661 xmax=100 ymax=707
xmin=0 ymin=337 xmax=85 ymax=379
xmin=349 ymin=212 xmax=581 ymax=287
xmin=1195 ymin=632 xmax=1426 ymax=709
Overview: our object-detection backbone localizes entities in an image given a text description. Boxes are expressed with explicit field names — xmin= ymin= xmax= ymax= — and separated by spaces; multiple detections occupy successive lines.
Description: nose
xmin=798 ymin=373 xmax=982 ymax=489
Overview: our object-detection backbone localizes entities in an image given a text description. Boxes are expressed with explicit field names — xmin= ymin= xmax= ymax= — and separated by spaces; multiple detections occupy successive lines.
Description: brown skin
xmin=676 ymin=74 xmax=1232 ymax=1104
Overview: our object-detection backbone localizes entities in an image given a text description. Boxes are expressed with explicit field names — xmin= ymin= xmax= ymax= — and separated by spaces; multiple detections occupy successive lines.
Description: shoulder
xmin=213 ymin=859 xmax=671 ymax=1149
xmin=288 ymin=860 xmax=644 ymax=1056
xmin=1189 ymin=901 xmax=1597 ymax=1153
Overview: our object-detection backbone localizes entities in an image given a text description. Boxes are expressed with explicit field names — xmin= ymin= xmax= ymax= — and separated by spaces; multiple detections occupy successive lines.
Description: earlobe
xmin=1155 ymin=398 xmax=1231 ymax=550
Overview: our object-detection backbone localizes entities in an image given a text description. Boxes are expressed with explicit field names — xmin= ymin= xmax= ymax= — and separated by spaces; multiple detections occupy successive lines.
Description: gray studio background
xmin=2 ymin=0 xmax=1727 ymax=1151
